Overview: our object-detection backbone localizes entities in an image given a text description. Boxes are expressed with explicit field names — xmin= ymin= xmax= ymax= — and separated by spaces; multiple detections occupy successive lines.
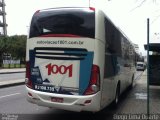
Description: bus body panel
xmin=26 ymin=37 xmax=96 ymax=95
xmin=95 ymin=9 xmax=105 ymax=43
xmin=25 ymin=7 xmax=136 ymax=112
xmin=98 ymin=8 xmax=136 ymax=109
xmin=26 ymin=37 xmax=102 ymax=112
xmin=26 ymin=87 xmax=101 ymax=112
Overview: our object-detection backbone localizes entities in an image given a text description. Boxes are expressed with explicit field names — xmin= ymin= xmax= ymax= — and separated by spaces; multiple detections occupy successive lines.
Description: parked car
xmin=136 ymin=62 xmax=145 ymax=71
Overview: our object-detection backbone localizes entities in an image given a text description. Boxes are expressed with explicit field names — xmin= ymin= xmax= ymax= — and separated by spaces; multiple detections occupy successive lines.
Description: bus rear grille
xmin=34 ymin=47 xmax=88 ymax=60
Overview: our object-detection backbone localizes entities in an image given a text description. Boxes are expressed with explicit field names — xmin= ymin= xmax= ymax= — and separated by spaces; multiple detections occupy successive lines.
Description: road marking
xmin=0 ymin=93 xmax=21 ymax=99
xmin=135 ymin=93 xmax=147 ymax=100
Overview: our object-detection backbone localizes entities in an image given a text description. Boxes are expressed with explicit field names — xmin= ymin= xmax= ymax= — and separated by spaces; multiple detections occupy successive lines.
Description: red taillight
xmin=84 ymin=65 xmax=100 ymax=95
xmin=89 ymin=7 xmax=95 ymax=11
xmin=25 ymin=61 xmax=33 ymax=88
xmin=39 ymin=34 xmax=81 ymax=37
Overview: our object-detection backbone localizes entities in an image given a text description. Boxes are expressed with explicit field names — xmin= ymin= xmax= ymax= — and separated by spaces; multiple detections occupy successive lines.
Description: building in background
xmin=0 ymin=0 xmax=7 ymax=36
xmin=134 ymin=44 xmax=140 ymax=54
xmin=134 ymin=43 xmax=144 ymax=62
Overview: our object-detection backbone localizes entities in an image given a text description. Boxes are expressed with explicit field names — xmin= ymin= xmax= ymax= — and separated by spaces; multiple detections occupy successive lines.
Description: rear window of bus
xmin=29 ymin=8 xmax=95 ymax=38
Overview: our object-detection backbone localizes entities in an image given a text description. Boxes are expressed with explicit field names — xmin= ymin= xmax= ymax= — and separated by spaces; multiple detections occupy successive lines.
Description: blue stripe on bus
xmin=64 ymin=50 xmax=94 ymax=95
xmin=79 ymin=52 xmax=93 ymax=95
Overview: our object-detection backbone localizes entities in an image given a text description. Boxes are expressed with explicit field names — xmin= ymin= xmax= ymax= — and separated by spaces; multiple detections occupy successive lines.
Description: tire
xmin=129 ymin=75 xmax=134 ymax=89
xmin=112 ymin=84 xmax=120 ymax=108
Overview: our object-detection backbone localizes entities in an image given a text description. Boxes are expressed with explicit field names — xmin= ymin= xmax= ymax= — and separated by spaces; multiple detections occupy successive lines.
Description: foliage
xmin=0 ymin=35 xmax=27 ymax=67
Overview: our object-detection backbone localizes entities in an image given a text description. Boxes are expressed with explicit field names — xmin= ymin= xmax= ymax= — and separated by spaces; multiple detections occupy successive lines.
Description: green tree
xmin=0 ymin=35 xmax=27 ymax=68
xmin=0 ymin=36 xmax=11 ymax=67
xmin=9 ymin=35 xmax=27 ymax=64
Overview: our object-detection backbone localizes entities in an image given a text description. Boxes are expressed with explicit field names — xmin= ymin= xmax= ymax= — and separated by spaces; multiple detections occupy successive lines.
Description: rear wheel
xmin=129 ymin=75 xmax=134 ymax=89
xmin=112 ymin=84 xmax=120 ymax=108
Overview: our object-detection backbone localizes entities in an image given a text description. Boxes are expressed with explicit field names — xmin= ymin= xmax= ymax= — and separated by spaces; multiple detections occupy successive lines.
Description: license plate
xmin=51 ymin=97 xmax=63 ymax=103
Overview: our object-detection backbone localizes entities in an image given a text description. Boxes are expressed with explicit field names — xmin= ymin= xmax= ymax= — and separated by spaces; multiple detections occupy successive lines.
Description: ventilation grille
xmin=34 ymin=47 xmax=88 ymax=60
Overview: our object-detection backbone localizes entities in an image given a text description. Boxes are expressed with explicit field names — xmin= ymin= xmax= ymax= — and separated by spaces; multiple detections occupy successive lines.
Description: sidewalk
xmin=0 ymin=68 xmax=26 ymax=74
xmin=136 ymin=70 xmax=160 ymax=114
xmin=0 ymin=68 xmax=26 ymax=88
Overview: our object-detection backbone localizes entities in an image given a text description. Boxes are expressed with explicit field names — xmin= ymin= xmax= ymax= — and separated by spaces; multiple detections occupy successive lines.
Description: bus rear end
xmin=25 ymin=7 xmax=101 ymax=112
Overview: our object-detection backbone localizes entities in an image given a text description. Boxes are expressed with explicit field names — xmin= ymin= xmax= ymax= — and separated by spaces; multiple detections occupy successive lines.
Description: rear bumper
xmin=26 ymin=86 xmax=101 ymax=112
xmin=136 ymin=67 xmax=144 ymax=71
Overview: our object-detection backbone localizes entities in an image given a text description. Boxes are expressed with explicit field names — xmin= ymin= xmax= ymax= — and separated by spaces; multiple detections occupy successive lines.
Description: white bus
xmin=25 ymin=7 xmax=136 ymax=112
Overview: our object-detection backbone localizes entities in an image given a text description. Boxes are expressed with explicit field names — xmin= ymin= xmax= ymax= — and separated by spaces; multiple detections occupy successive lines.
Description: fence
xmin=2 ymin=60 xmax=25 ymax=68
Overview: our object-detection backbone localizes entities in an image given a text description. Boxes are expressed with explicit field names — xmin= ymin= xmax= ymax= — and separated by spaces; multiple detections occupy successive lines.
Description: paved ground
xmin=0 ymin=68 xmax=25 ymax=74
xmin=116 ymin=70 xmax=147 ymax=114
xmin=149 ymin=85 xmax=160 ymax=114
xmin=0 ymin=73 xmax=25 ymax=82
xmin=0 ymin=68 xmax=25 ymax=88
xmin=0 ymin=69 xmax=160 ymax=120
xmin=139 ymin=70 xmax=160 ymax=114
xmin=0 ymin=70 xmax=151 ymax=120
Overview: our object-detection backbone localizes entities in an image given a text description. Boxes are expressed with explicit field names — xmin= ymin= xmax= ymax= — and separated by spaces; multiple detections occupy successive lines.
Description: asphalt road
xmin=0 ymin=73 xmax=25 ymax=82
xmin=149 ymin=85 xmax=160 ymax=114
xmin=0 ymin=71 xmax=151 ymax=120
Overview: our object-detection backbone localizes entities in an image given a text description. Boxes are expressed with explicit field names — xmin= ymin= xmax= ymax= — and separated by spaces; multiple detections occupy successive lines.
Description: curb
xmin=0 ymin=79 xmax=25 ymax=88
xmin=0 ymin=71 xmax=25 ymax=74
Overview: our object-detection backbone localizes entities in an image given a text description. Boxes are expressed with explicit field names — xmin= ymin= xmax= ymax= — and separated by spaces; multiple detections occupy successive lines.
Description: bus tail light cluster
xmin=89 ymin=7 xmax=95 ymax=11
xmin=84 ymin=65 xmax=100 ymax=95
xmin=25 ymin=61 xmax=33 ymax=89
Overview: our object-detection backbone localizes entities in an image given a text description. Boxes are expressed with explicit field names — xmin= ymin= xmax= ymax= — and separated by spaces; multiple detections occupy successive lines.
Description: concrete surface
xmin=0 ymin=68 xmax=25 ymax=88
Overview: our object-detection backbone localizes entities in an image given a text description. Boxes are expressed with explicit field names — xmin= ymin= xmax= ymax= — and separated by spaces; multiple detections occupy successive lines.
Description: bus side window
xmin=104 ymin=17 xmax=120 ymax=78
